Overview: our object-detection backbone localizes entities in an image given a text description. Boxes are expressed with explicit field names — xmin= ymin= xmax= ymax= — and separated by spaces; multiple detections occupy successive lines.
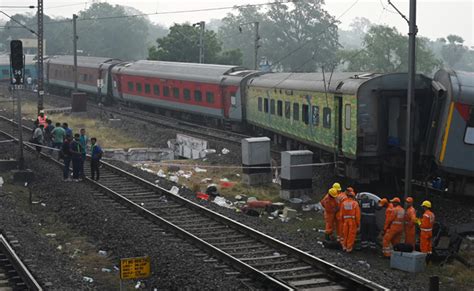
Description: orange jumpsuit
xmin=420 ymin=209 xmax=435 ymax=254
xmin=383 ymin=205 xmax=405 ymax=257
xmin=335 ymin=192 xmax=348 ymax=242
xmin=320 ymin=194 xmax=338 ymax=236
xmin=405 ymin=206 xmax=417 ymax=248
xmin=341 ymin=198 xmax=361 ymax=252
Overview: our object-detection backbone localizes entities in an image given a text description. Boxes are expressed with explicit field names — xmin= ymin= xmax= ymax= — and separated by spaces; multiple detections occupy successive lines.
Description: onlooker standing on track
xmin=90 ymin=137 xmax=103 ymax=181
xmin=70 ymin=134 xmax=83 ymax=182
xmin=32 ymin=123 xmax=44 ymax=157
xmin=79 ymin=128 xmax=88 ymax=179
xmin=340 ymin=191 xmax=360 ymax=252
xmin=418 ymin=201 xmax=435 ymax=254
xmin=51 ymin=122 xmax=66 ymax=159
xmin=320 ymin=188 xmax=339 ymax=241
xmin=359 ymin=194 xmax=377 ymax=249
xmin=61 ymin=135 xmax=72 ymax=181
xmin=44 ymin=119 xmax=54 ymax=154
xmin=404 ymin=197 xmax=417 ymax=249
xmin=62 ymin=122 xmax=72 ymax=137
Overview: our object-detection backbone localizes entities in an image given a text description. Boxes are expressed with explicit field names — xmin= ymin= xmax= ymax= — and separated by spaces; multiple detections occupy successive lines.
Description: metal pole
xmin=36 ymin=0 xmax=44 ymax=113
xmin=198 ymin=21 xmax=205 ymax=63
xmin=73 ymin=14 xmax=78 ymax=92
xmin=254 ymin=22 xmax=260 ymax=70
xmin=404 ymin=0 xmax=417 ymax=200
xmin=15 ymin=88 xmax=25 ymax=170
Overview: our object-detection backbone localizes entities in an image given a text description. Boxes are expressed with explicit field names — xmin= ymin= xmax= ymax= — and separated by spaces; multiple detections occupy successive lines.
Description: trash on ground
xmin=220 ymin=181 xmax=235 ymax=188
xmin=196 ymin=192 xmax=209 ymax=200
xmin=157 ymin=169 xmax=166 ymax=178
xmin=234 ymin=194 xmax=247 ymax=201
xmin=57 ymin=245 xmax=63 ymax=250
xmin=98 ymin=250 xmax=107 ymax=257
xmin=213 ymin=196 xmax=234 ymax=209
xmin=221 ymin=148 xmax=230 ymax=154
xmin=82 ymin=276 xmax=94 ymax=283
xmin=168 ymin=176 xmax=179 ymax=183
xmin=283 ymin=207 xmax=297 ymax=219
xmin=170 ymin=186 xmax=180 ymax=195
xmin=203 ymin=149 xmax=216 ymax=154
xmin=200 ymin=178 xmax=212 ymax=184
xmin=206 ymin=185 xmax=220 ymax=198
xmin=45 ymin=233 xmax=56 ymax=237
xmin=220 ymin=178 xmax=229 ymax=182
xmin=41 ymin=203 xmax=46 ymax=207
xmin=194 ymin=167 xmax=207 ymax=173
xmin=101 ymin=268 xmax=112 ymax=273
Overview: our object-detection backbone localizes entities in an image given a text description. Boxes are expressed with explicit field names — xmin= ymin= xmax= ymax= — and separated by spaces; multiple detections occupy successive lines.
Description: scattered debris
xmin=358 ymin=260 xmax=371 ymax=268
xmin=168 ymin=176 xmax=179 ymax=183
xmin=213 ymin=196 xmax=234 ymax=209
xmin=82 ymin=276 xmax=94 ymax=283
xmin=45 ymin=233 xmax=56 ymax=238
xmin=194 ymin=167 xmax=207 ymax=173
xmin=205 ymin=185 xmax=220 ymax=199
xmin=196 ymin=192 xmax=209 ymax=201
xmin=98 ymin=250 xmax=107 ymax=257
xmin=170 ymin=186 xmax=180 ymax=195
xmin=157 ymin=169 xmax=166 ymax=178
xmin=200 ymin=178 xmax=212 ymax=184
xmin=41 ymin=203 xmax=46 ymax=207
xmin=221 ymin=148 xmax=230 ymax=155
xmin=101 ymin=268 xmax=112 ymax=273
xmin=57 ymin=245 xmax=63 ymax=250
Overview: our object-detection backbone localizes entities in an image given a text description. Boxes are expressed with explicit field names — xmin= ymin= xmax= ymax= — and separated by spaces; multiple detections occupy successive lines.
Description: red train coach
xmin=110 ymin=60 xmax=256 ymax=125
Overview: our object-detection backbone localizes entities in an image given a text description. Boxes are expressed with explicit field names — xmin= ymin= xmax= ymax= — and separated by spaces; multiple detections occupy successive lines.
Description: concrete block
xmin=281 ymin=150 xmax=313 ymax=180
xmin=12 ymin=169 xmax=34 ymax=184
xmin=280 ymin=188 xmax=313 ymax=200
xmin=241 ymin=137 xmax=271 ymax=166
xmin=0 ymin=160 xmax=18 ymax=171
xmin=242 ymin=173 xmax=272 ymax=186
xmin=390 ymin=251 xmax=426 ymax=273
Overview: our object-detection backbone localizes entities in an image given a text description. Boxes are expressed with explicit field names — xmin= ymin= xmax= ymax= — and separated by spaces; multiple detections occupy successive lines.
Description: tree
xmin=440 ymin=34 xmax=468 ymax=68
xmin=338 ymin=25 xmax=441 ymax=74
xmin=76 ymin=3 xmax=149 ymax=59
xmin=339 ymin=17 xmax=373 ymax=49
xmin=148 ymin=24 xmax=242 ymax=65
xmin=218 ymin=1 xmax=339 ymax=71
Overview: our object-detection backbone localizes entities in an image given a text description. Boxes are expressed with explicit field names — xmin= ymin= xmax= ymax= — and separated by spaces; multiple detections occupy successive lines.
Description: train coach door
xmin=334 ymin=96 xmax=343 ymax=151
xmin=221 ymin=86 xmax=230 ymax=118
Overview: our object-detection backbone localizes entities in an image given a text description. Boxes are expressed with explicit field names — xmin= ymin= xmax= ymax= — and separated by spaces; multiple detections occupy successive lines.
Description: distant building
xmin=19 ymin=38 xmax=46 ymax=55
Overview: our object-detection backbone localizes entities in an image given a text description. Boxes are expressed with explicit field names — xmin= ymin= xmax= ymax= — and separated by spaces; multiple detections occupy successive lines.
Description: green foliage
xmin=338 ymin=25 xmax=441 ymax=74
xmin=148 ymin=24 xmax=242 ymax=65
xmin=440 ymin=34 xmax=468 ymax=68
xmin=218 ymin=1 xmax=339 ymax=71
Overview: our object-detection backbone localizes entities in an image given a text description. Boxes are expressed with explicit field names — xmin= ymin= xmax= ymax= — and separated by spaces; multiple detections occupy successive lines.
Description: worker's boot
xmin=325 ymin=234 xmax=331 ymax=241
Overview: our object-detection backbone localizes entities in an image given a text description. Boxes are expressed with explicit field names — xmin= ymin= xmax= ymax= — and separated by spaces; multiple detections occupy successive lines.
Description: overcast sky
xmin=1 ymin=0 xmax=473 ymax=46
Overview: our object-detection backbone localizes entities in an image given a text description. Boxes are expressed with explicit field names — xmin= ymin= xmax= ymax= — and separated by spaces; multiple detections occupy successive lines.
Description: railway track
xmin=0 ymin=115 xmax=387 ymax=290
xmin=0 ymin=233 xmax=42 ymax=291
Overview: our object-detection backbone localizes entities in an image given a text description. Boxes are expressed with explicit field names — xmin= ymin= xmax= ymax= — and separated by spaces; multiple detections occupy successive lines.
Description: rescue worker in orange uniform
xmin=382 ymin=198 xmax=405 ymax=257
xmin=404 ymin=197 xmax=417 ymax=249
xmin=37 ymin=110 xmax=48 ymax=128
xmin=418 ymin=200 xmax=435 ymax=254
xmin=320 ymin=188 xmax=339 ymax=241
xmin=334 ymin=183 xmax=347 ymax=243
xmin=340 ymin=191 xmax=360 ymax=252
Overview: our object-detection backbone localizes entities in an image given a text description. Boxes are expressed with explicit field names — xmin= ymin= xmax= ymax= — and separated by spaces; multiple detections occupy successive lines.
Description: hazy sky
xmin=1 ymin=0 xmax=473 ymax=46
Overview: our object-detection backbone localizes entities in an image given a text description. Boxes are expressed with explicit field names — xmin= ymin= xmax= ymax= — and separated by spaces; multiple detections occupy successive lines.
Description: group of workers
xmin=320 ymin=183 xmax=435 ymax=257
xmin=33 ymin=110 xmax=103 ymax=182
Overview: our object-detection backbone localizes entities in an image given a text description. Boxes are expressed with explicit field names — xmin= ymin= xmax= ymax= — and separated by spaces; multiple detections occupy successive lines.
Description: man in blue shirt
xmin=90 ymin=137 xmax=103 ymax=181
xmin=62 ymin=122 xmax=72 ymax=137
xmin=79 ymin=128 xmax=88 ymax=179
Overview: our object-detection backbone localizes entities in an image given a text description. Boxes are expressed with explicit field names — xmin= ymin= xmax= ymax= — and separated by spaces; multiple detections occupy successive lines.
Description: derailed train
xmin=44 ymin=55 xmax=474 ymax=195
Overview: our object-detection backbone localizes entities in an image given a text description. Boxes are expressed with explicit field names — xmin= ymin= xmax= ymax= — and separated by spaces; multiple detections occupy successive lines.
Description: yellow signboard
xmin=120 ymin=256 xmax=151 ymax=280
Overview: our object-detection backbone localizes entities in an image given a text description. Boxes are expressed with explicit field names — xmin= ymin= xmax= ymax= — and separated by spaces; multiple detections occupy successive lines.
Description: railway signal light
xmin=10 ymin=40 xmax=24 ymax=85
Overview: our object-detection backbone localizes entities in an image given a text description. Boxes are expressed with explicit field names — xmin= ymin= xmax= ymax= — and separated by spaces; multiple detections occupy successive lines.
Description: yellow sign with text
xmin=120 ymin=256 xmax=151 ymax=280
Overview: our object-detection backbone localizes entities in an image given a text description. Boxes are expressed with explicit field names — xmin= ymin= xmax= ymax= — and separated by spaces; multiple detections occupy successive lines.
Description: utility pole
xmin=405 ymin=0 xmax=417 ymax=199
xmin=37 ymin=0 xmax=44 ymax=113
xmin=73 ymin=14 xmax=78 ymax=91
xmin=388 ymin=0 xmax=417 ymax=200
xmin=198 ymin=21 xmax=205 ymax=63
xmin=254 ymin=22 xmax=260 ymax=70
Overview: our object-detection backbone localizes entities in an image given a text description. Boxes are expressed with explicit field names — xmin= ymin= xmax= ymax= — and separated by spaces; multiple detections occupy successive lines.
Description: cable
xmin=0 ymin=10 xmax=37 ymax=35
xmin=46 ymin=2 xmax=87 ymax=9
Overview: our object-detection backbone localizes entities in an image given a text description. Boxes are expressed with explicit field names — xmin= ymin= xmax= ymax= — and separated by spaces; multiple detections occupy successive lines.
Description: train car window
xmin=163 ymin=86 xmax=170 ymax=97
xmin=264 ymin=98 xmax=269 ymax=113
xmin=206 ymin=92 xmax=215 ymax=103
xmin=153 ymin=85 xmax=160 ymax=96
xmin=323 ymin=107 xmax=331 ymax=128
xmin=83 ymin=74 xmax=87 ymax=82
xmin=277 ymin=100 xmax=283 ymax=116
xmin=128 ymin=81 xmax=134 ymax=91
xmin=345 ymin=104 xmax=351 ymax=130
xmin=145 ymin=84 xmax=151 ymax=94
xmin=173 ymin=87 xmax=180 ymax=98
xmin=136 ymin=83 xmax=142 ymax=92
xmin=270 ymin=99 xmax=275 ymax=115
xmin=2 ymin=70 xmax=8 ymax=76
xmin=183 ymin=89 xmax=191 ymax=100
xmin=258 ymin=97 xmax=262 ymax=112
xmin=285 ymin=102 xmax=291 ymax=119
xmin=194 ymin=90 xmax=202 ymax=102
xmin=293 ymin=103 xmax=299 ymax=121
xmin=302 ymin=104 xmax=309 ymax=125
xmin=464 ymin=106 xmax=474 ymax=145
xmin=312 ymin=106 xmax=320 ymax=126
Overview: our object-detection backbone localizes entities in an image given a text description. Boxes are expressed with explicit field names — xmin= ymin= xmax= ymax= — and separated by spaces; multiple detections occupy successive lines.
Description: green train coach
xmin=244 ymin=72 xmax=434 ymax=183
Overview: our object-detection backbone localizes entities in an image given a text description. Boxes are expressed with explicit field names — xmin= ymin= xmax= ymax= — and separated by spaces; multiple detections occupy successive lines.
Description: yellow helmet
xmin=332 ymin=182 xmax=342 ymax=191
xmin=421 ymin=200 xmax=432 ymax=208
xmin=328 ymin=188 xmax=338 ymax=197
